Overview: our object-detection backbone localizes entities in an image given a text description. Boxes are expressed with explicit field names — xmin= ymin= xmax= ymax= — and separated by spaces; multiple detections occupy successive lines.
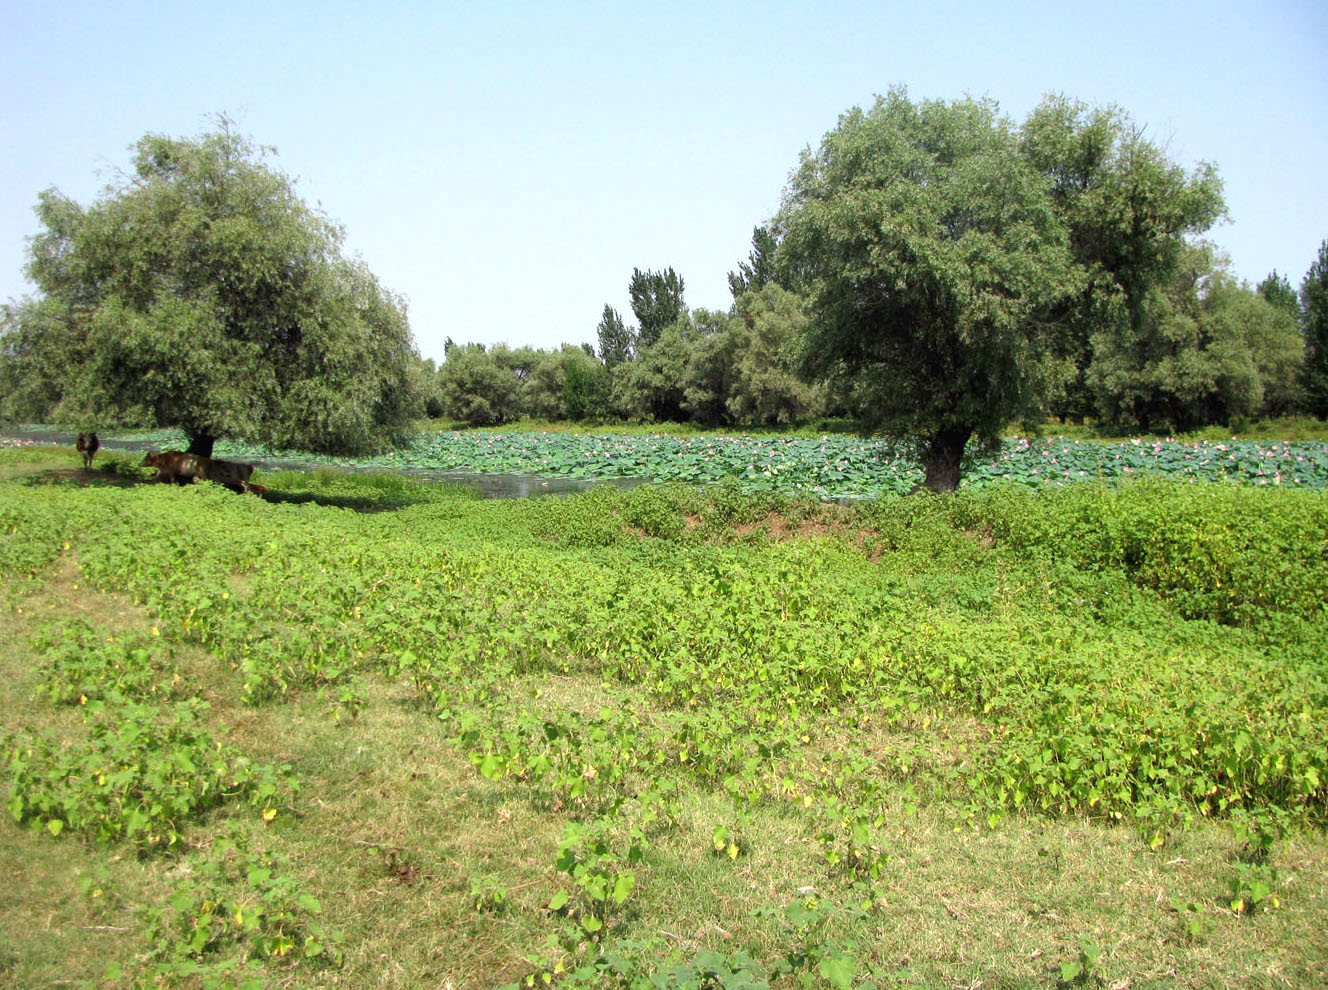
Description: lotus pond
xmin=6 ymin=427 xmax=1328 ymax=498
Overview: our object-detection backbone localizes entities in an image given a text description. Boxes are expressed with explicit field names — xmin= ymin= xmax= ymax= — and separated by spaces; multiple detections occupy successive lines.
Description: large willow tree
xmin=778 ymin=90 xmax=1081 ymax=491
xmin=1019 ymin=95 xmax=1226 ymax=424
xmin=777 ymin=89 xmax=1228 ymax=490
xmin=1 ymin=119 xmax=420 ymax=457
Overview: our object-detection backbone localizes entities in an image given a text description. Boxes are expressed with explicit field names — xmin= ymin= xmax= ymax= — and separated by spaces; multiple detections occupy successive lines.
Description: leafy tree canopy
xmin=1258 ymin=270 xmax=1301 ymax=320
xmin=1088 ymin=243 xmax=1303 ymax=429
xmin=1019 ymin=95 xmax=1227 ymax=422
xmin=560 ymin=346 xmax=612 ymax=421
xmin=727 ymin=226 xmax=782 ymax=300
xmin=436 ymin=343 xmax=521 ymax=426
xmin=775 ymin=89 xmax=1233 ymax=487
xmin=725 ymin=285 xmax=820 ymax=426
xmin=778 ymin=89 xmax=1082 ymax=490
xmin=628 ymin=267 xmax=686 ymax=349
xmin=613 ymin=318 xmax=690 ymax=422
xmin=595 ymin=304 xmax=634 ymax=368
xmin=1302 ymin=240 xmax=1328 ymax=417
xmin=0 ymin=118 xmax=420 ymax=456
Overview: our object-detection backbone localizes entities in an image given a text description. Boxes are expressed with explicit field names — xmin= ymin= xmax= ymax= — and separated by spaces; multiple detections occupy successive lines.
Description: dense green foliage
xmin=1302 ymin=239 xmax=1328 ymax=417
xmin=435 ymin=342 xmax=613 ymax=426
xmin=727 ymin=225 xmax=782 ymax=298
xmin=436 ymin=292 xmax=819 ymax=429
xmin=1257 ymin=270 xmax=1300 ymax=318
xmin=436 ymin=342 xmax=524 ymax=426
xmin=596 ymin=305 xmax=634 ymax=369
xmin=611 ymin=320 xmax=691 ymax=422
xmin=0 ymin=119 xmax=420 ymax=456
xmin=1018 ymin=95 xmax=1227 ymax=425
xmin=778 ymin=89 xmax=1082 ymax=489
xmin=628 ymin=267 xmax=686 ymax=349
xmin=696 ymin=287 xmax=820 ymax=427
xmin=1 ymin=461 xmax=1325 ymax=984
xmin=1087 ymin=244 xmax=1305 ymax=428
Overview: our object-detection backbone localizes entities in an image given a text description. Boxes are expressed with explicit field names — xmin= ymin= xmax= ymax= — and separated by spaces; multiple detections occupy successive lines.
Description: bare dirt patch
xmin=720 ymin=506 xmax=896 ymax=562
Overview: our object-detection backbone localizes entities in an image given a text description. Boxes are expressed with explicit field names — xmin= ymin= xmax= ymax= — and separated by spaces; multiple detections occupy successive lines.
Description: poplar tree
xmin=1302 ymin=240 xmax=1328 ymax=417
xmin=628 ymin=267 xmax=686 ymax=349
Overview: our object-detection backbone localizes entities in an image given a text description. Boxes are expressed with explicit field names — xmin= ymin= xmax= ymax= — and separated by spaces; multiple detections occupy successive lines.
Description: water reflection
xmin=261 ymin=457 xmax=647 ymax=499
xmin=419 ymin=469 xmax=644 ymax=498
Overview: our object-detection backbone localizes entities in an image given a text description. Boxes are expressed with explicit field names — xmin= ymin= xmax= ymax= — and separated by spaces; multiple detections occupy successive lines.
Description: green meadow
xmin=1 ymin=446 xmax=1325 ymax=989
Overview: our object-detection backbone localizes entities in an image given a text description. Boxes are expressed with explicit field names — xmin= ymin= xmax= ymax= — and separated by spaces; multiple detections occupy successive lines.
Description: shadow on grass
xmin=16 ymin=467 xmax=144 ymax=489
xmin=254 ymin=488 xmax=428 ymax=513
xmin=8 ymin=459 xmax=478 ymax=513
xmin=18 ymin=470 xmax=427 ymax=512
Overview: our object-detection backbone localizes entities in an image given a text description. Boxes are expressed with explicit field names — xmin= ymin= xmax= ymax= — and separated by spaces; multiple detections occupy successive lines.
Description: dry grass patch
xmin=222 ymin=677 xmax=574 ymax=987
xmin=0 ymin=820 xmax=171 ymax=986
xmin=0 ymin=559 xmax=158 ymax=738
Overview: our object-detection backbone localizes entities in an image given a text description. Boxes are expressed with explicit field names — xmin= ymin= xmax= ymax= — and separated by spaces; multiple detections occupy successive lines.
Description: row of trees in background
xmin=425 ymin=90 xmax=1326 ymax=488
xmin=419 ymin=263 xmax=818 ymax=429
xmin=3 ymin=101 xmax=1326 ymax=485
xmin=428 ymin=242 xmax=1325 ymax=436
xmin=427 ymin=236 xmax=1321 ymax=437
xmin=1044 ymin=239 xmax=1313 ymax=430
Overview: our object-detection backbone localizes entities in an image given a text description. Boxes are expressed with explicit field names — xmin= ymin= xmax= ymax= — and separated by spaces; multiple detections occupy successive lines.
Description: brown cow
xmin=201 ymin=459 xmax=255 ymax=492
xmin=76 ymin=432 xmax=99 ymax=470
xmin=139 ymin=451 xmax=259 ymax=492
xmin=140 ymin=451 xmax=206 ymax=485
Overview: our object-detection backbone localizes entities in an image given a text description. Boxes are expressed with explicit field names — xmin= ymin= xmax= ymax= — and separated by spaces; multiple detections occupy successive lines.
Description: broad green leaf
xmin=818 ymin=951 xmax=857 ymax=989
xmin=610 ymin=872 xmax=635 ymax=903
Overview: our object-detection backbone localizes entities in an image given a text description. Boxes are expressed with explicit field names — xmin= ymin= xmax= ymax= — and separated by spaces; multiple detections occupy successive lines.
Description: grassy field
xmin=1 ymin=448 xmax=1326 ymax=989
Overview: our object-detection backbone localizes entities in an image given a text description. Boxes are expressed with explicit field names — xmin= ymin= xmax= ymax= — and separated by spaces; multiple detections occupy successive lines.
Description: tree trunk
xmin=187 ymin=434 xmax=216 ymax=459
xmin=920 ymin=426 xmax=971 ymax=493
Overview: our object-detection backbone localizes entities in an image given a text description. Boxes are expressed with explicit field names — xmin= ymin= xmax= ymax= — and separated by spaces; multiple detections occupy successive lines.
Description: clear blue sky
xmin=3 ymin=0 xmax=1325 ymax=363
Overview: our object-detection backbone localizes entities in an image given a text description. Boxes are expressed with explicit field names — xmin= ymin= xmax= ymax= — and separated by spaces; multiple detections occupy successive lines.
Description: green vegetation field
xmin=1 ymin=447 xmax=1326 ymax=988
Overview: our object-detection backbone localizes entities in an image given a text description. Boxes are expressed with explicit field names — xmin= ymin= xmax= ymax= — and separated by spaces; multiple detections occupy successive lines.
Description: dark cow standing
xmin=139 ymin=450 xmax=259 ymax=493
xmin=76 ymin=432 xmax=99 ymax=470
